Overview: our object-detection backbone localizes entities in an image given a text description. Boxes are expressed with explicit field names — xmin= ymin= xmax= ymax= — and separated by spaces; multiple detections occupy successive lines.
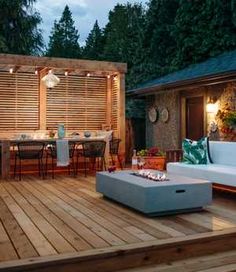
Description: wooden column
xmin=117 ymin=73 xmax=126 ymax=160
xmin=106 ymin=77 xmax=112 ymax=126
xmin=1 ymin=140 xmax=10 ymax=180
xmin=39 ymin=70 xmax=47 ymax=130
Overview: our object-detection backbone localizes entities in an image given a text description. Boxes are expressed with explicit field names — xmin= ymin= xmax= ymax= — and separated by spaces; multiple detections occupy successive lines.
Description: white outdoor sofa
xmin=167 ymin=141 xmax=236 ymax=189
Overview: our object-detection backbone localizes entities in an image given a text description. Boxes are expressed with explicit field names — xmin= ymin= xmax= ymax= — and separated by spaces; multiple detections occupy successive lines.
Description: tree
xmin=102 ymin=3 xmax=146 ymax=88
xmin=0 ymin=0 xmax=43 ymax=55
xmin=171 ymin=0 xmax=236 ymax=69
xmin=137 ymin=0 xmax=179 ymax=82
xmin=46 ymin=5 xmax=81 ymax=58
xmin=82 ymin=20 xmax=104 ymax=60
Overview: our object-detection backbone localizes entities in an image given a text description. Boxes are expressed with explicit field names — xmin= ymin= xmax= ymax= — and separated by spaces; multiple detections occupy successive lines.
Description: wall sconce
xmin=206 ymin=97 xmax=218 ymax=113
xmin=41 ymin=70 xmax=60 ymax=89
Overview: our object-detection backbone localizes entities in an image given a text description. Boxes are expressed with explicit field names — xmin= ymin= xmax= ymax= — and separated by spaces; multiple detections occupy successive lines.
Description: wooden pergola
xmin=0 ymin=54 xmax=127 ymax=171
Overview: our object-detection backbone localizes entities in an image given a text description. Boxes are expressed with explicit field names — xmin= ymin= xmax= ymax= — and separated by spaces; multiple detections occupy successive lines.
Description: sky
xmin=35 ymin=0 xmax=146 ymax=47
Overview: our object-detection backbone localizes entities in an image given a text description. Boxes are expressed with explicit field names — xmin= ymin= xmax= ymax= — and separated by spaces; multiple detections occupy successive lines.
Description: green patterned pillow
xmin=182 ymin=137 xmax=207 ymax=164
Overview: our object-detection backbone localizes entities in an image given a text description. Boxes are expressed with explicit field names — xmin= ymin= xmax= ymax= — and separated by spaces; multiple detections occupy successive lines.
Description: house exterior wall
xmin=207 ymin=82 xmax=236 ymax=141
xmin=145 ymin=81 xmax=236 ymax=151
xmin=146 ymin=91 xmax=180 ymax=151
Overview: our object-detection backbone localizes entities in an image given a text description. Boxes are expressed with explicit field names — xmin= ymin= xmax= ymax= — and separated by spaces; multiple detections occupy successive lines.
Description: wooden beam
xmin=0 ymin=140 xmax=10 ymax=180
xmin=39 ymin=70 xmax=47 ymax=130
xmin=117 ymin=73 xmax=126 ymax=161
xmin=106 ymin=77 xmax=112 ymax=126
xmin=0 ymin=228 xmax=236 ymax=272
xmin=0 ymin=54 xmax=127 ymax=74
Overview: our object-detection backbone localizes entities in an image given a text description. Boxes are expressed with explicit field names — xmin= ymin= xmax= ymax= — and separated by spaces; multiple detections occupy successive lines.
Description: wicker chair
xmin=81 ymin=141 xmax=106 ymax=176
xmin=45 ymin=141 xmax=76 ymax=178
xmin=14 ymin=141 xmax=45 ymax=181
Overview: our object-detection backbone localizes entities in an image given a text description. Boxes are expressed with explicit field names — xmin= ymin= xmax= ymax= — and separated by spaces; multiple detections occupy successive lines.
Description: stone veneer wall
xmin=145 ymin=81 xmax=236 ymax=150
xmin=208 ymin=82 xmax=236 ymax=141
xmin=146 ymin=91 xmax=180 ymax=151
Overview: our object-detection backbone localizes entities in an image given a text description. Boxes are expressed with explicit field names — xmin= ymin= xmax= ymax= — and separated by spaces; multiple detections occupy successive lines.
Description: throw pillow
xmin=182 ymin=137 xmax=208 ymax=164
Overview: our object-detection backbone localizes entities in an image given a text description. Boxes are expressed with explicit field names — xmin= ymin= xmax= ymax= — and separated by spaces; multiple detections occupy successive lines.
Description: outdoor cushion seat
xmin=167 ymin=141 xmax=236 ymax=188
xmin=167 ymin=163 xmax=236 ymax=187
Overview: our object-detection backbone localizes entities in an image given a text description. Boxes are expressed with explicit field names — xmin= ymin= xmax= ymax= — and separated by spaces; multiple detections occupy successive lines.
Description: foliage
xmin=0 ymin=0 xmax=43 ymax=55
xmin=46 ymin=5 xmax=81 ymax=58
xmin=137 ymin=147 xmax=164 ymax=157
xmin=216 ymin=109 xmax=236 ymax=134
xmin=171 ymin=0 xmax=236 ymax=70
xmin=82 ymin=20 xmax=104 ymax=60
xmin=102 ymin=3 xmax=146 ymax=89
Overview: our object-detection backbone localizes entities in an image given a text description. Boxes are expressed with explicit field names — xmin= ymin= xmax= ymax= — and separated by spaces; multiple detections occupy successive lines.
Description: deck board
xmin=0 ymin=175 xmax=235 ymax=271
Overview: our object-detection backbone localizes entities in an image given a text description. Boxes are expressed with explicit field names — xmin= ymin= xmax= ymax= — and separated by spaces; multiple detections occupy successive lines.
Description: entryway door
xmin=186 ymin=96 xmax=204 ymax=140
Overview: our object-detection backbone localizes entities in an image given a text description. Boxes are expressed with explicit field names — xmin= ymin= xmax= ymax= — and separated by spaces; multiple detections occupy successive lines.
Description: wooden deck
xmin=0 ymin=175 xmax=235 ymax=271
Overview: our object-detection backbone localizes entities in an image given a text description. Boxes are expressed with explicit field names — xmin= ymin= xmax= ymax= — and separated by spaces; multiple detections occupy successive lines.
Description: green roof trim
xmin=129 ymin=50 xmax=236 ymax=93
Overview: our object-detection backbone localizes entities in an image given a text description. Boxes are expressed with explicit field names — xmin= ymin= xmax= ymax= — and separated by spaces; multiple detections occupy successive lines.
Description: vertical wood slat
xmin=39 ymin=70 xmax=47 ymax=130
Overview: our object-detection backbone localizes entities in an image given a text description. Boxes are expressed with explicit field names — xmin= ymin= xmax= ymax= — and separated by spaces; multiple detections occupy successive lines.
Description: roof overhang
xmin=127 ymin=70 xmax=236 ymax=97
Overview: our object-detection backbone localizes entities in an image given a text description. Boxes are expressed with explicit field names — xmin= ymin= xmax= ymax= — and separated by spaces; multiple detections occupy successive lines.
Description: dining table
xmin=0 ymin=136 xmax=110 ymax=179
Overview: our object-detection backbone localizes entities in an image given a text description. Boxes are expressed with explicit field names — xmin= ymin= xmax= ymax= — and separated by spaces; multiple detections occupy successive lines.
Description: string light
xmin=87 ymin=72 xmax=91 ymax=77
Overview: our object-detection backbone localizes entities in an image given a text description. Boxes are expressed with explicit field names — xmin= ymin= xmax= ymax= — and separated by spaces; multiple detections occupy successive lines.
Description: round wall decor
xmin=160 ymin=107 xmax=169 ymax=123
xmin=148 ymin=107 xmax=158 ymax=123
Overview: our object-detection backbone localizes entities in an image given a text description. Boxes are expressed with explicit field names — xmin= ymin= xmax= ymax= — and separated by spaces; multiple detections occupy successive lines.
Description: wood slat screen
xmin=0 ymin=71 xmax=39 ymax=130
xmin=111 ymin=78 xmax=118 ymax=133
xmin=46 ymin=75 xmax=107 ymax=131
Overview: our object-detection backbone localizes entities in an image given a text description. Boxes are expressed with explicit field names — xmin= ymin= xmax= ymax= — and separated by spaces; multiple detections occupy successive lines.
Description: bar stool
xmin=14 ymin=141 xmax=45 ymax=181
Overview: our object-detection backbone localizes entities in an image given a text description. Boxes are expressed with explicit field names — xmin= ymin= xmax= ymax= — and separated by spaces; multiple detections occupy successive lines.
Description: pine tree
xmin=46 ymin=5 xmax=81 ymax=58
xmin=0 ymin=0 xmax=43 ymax=55
xmin=82 ymin=20 xmax=104 ymax=60
xmin=172 ymin=0 xmax=236 ymax=69
xmin=140 ymin=0 xmax=179 ymax=80
xmin=102 ymin=3 xmax=145 ymax=88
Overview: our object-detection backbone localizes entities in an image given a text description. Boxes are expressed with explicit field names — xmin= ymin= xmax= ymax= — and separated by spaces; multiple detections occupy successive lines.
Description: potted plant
xmin=217 ymin=109 xmax=236 ymax=135
xmin=137 ymin=147 xmax=166 ymax=171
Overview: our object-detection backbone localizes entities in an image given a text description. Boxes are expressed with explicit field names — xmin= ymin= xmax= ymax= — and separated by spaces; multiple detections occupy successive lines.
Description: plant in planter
xmin=137 ymin=147 xmax=166 ymax=171
xmin=216 ymin=109 xmax=236 ymax=135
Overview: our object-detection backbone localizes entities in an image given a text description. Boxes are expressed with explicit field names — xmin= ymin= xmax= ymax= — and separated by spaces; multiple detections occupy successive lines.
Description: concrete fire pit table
xmin=96 ymin=170 xmax=212 ymax=216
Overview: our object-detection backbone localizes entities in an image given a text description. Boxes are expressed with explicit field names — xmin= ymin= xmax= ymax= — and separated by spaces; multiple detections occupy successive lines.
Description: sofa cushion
xmin=209 ymin=141 xmax=236 ymax=166
xmin=167 ymin=162 xmax=236 ymax=187
xmin=182 ymin=137 xmax=207 ymax=164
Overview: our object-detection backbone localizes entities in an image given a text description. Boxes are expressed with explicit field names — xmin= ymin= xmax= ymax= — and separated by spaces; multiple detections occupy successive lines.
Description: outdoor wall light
xmin=41 ymin=70 xmax=60 ymax=89
xmin=206 ymin=97 xmax=218 ymax=113
xmin=64 ymin=71 xmax=68 ymax=76
xmin=9 ymin=68 xmax=13 ymax=74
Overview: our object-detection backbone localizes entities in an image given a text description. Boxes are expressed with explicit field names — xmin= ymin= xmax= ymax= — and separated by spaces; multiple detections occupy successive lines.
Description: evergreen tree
xmin=82 ymin=20 xmax=104 ymax=60
xmin=171 ymin=0 xmax=236 ymax=69
xmin=46 ymin=5 xmax=81 ymax=58
xmin=102 ymin=3 xmax=145 ymax=88
xmin=0 ymin=0 xmax=43 ymax=55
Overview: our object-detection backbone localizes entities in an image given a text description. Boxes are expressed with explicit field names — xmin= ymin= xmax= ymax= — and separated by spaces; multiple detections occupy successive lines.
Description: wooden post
xmin=117 ymin=73 xmax=126 ymax=162
xmin=39 ymin=70 xmax=47 ymax=130
xmin=1 ymin=140 xmax=10 ymax=180
xmin=106 ymin=77 xmax=112 ymax=127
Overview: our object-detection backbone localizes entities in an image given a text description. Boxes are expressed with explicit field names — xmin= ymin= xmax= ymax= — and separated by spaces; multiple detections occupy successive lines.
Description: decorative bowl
xmin=84 ymin=131 xmax=91 ymax=138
